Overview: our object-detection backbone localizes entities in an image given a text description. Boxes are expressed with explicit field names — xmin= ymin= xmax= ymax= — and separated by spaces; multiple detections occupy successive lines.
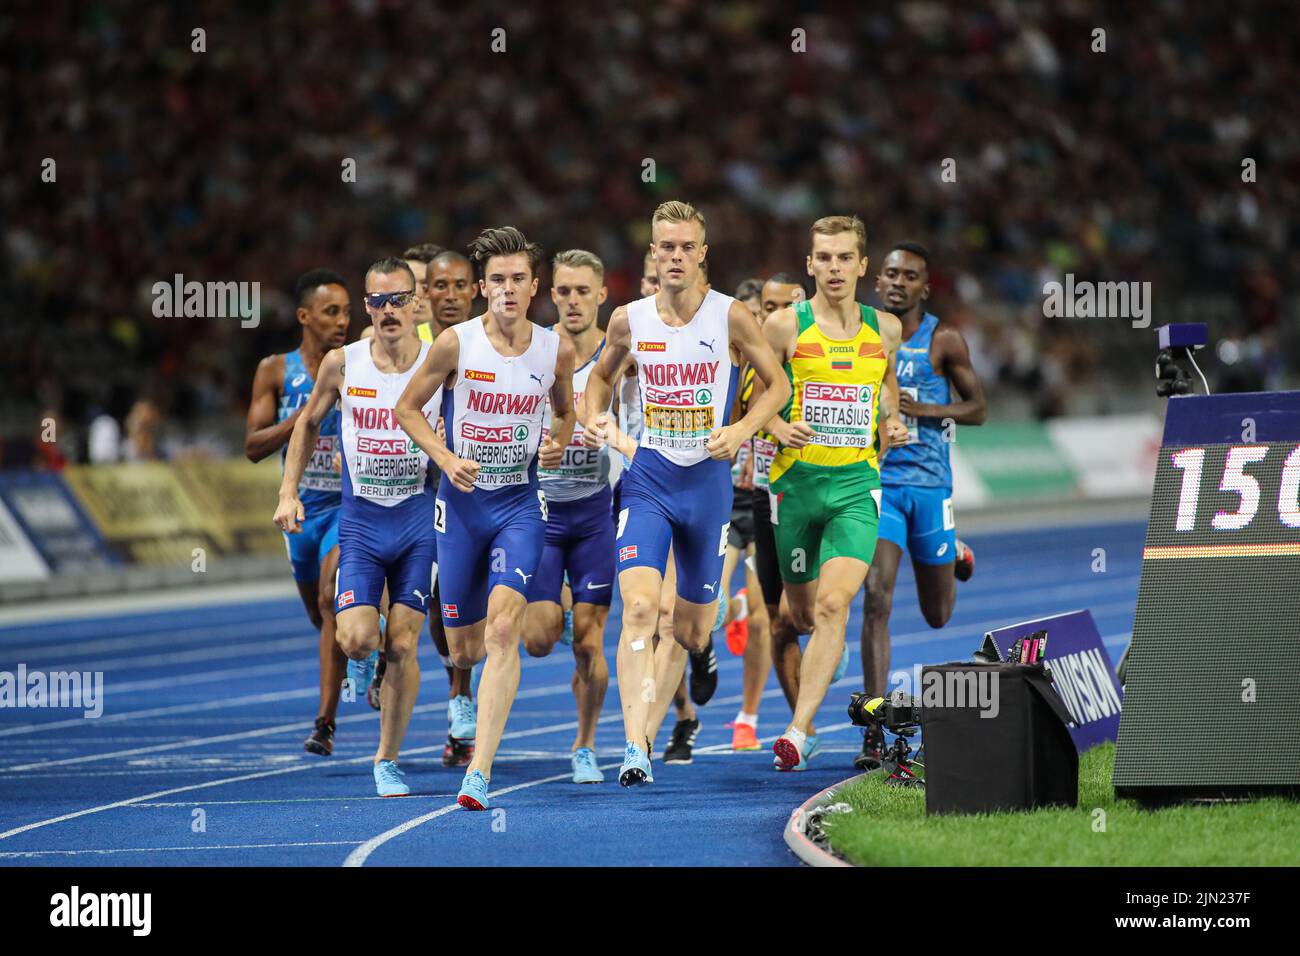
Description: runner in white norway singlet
xmin=442 ymin=316 xmax=558 ymax=494
xmin=436 ymin=315 xmax=561 ymax=629
xmin=340 ymin=338 xmax=441 ymax=506
xmin=335 ymin=336 xmax=443 ymax=617
xmin=627 ymin=289 xmax=734 ymax=466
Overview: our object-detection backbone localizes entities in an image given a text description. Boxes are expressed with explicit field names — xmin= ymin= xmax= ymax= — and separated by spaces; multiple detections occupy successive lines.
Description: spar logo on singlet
xmin=641 ymin=361 xmax=719 ymax=444
xmin=461 ymin=422 xmax=529 ymax=444
xmin=357 ymin=435 xmax=419 ymax=456
xmin=457 ymin=389 xmax=541 ymax=486
xmin=801 ymin=381 xmax=875 ymax=447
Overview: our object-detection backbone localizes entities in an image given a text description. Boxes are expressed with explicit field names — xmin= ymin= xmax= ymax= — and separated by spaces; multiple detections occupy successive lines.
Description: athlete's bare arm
xmin=539 ymin=335 xmax=577 ymax=469
xmin=245 ymin=354 xmax=296 ymax=462
xmin=395 ymin=328 xmax=479 ymax=492
xmin=875 ymin=310 xmax=910 ymax=451
xmin=582 ymin=305 xmax=630 ymax=449
xmin=903 ymin=325 xmax=987 ymax=426
xmin=753 ymin=306 xmax=813 ymax=450
xmin=274 ymin=349 xmax=344 ymax=533
xmin=600 ymin=353 xmax=639 ymax=460
xmin=707 ymin=300 xmax=789 ymax=461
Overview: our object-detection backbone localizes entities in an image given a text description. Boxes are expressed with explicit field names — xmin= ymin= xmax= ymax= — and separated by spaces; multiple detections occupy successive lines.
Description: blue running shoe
xmin=833 ymin=642 xmax=850 ymax=684
xmin=560 ymin=608 xmax=574 ymax=647
xmin=449 ymin=694 xmax=476 ymax=740
xmin=619 ymin=742 xmax=652 ymax=787
xmin=348 ymin=649 xmax=378 ymax=701
xmin=373 ymin=760 xmax=409 ymax=797
xmin=571 ymin=747 xmax=604 ymax=784
xmin=457 ymin=768 xmax=490 ymax=810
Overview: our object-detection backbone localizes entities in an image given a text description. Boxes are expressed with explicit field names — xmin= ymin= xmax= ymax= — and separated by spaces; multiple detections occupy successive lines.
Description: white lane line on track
xmin=0 ymin=639 xmax=595 ymax=740
xmin=0 ymin=840 xmax=363 ymax=859
xmin=13 ymin=633 xmax=316 ymax=675
xmin=0 ymin=581 xmax=298 ymax=627
xmin=0 ymin=678 xmax=793 ymax=840
xmin=341 ymin=720 xmax=860 ymax=867
xmin=0 ymin=615 xmax=306 ymax=662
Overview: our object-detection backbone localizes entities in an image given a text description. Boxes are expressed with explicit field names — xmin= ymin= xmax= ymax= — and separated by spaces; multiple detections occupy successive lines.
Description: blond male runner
xmin=582 ymin=201 xmax=789 ymax=787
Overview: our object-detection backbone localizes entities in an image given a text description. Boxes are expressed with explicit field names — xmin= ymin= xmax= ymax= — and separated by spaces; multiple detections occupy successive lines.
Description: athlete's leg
xmin=296 ymin=581 xmax=324 ymax=631
xmin=861 ymin=540 xmax=903 ymax=697
xmin=570 ymin=602 xmax=609 ymax=751
xmin=739 ymin=558 xmax=771 ymax=718
xmin=468 ymin=584 xmax=529 ymax=779
xmin=522 ymin=601 xmax=563 ymax=659
xmin=430 ymin=589 xmax=472 ymax=697
xmin=790 ymin=556 xmax=868 ymax=734
xmin=316 ymin=545 xmax=346 ymax=722
xmin=913 ymin=560 xmax=957 ymax=627
xmin=719 ymin=543 xmax=742 ymax=623
xmin=375 ymin=602 xmax=424 ymax=763
xmin=771 ymin=590 xmax=802 ymax=705
xmin=617 ymin=566 xmax=666 ymax=748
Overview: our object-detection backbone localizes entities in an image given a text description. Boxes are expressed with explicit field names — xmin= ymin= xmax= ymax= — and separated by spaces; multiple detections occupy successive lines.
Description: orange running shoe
xmin=725 ymin=588 xmax=750 ymax=655
xmin=731 ymin=721 xmax=760 ymax=751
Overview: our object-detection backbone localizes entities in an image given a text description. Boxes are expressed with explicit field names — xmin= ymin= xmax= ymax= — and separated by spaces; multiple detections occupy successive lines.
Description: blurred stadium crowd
xmin=3 ymin=0 xmax=1297 ymax=467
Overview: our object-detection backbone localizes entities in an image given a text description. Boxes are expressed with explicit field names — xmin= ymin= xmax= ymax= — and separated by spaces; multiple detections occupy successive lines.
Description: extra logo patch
xmin=618 ymin=545 xmax=639 ymax=562
xmin=637 ymin=341 xmax=667 ymax=352
xmin=337 ymin=590 xmax=355 ymax=609
xmin=346 ymin=386 xmax=377 ymax=398
xmin=464 ymin=369 xmax=496 ymax=382
xmin=441 ymin=603 xmax=460 ymax=619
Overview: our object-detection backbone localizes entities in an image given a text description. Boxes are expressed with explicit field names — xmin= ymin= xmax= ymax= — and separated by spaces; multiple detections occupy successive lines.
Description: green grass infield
xmin=822 ymin=743 xmax=1300 ymax=866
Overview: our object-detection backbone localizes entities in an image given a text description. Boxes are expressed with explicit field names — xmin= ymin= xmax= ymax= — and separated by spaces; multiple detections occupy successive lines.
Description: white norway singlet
xmin=446 ymin=316 xmax=559 ymax=491
xmin=539 ymin=341 xmax=611 ymax=502
xmin=340 ymin=338 xmax=442 ymax=507
xmin=628 ymin=289 xmax=736 ymax=466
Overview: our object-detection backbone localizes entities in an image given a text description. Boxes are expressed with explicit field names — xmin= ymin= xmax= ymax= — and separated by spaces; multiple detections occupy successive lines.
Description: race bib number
xmin=643 ymin=385 xmax=715 ymax=448
xmin=752 ymin=435 xmax=777 ymax=489
xmin=456 ymin=421 xmax=533 ymax=488
xmin=899 ymin=386 xmax=920 ymax=445
xmin=352 ymin=434 xmax=428 ymax=501
xmin=539 ymin=422 xmax=602 ymax=483
xmin=300 ymin=435 xmax=342 ymax=493
xmin=434 ymin=498 xmax=446 ymax=534
xmin=537 ymin=489 xmax=549 ymax=522
xmin=800 ymin=381 xmax=875 ymax=447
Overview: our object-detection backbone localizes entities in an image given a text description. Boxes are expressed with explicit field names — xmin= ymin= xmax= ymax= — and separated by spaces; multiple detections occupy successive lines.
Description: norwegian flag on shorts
xmin=618 ymin=545 xmax=638 ymax=562
xmin=337 ymin=590 xmax=355 ymax=610
xmin=442 ymin=603 xmax=459 ymax=619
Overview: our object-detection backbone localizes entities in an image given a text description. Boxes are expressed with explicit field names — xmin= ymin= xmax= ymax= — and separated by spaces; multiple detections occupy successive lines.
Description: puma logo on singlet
xmin=699 ymin=338 xmax=716 ymax=354
xmin=529 ymin=373 xmax=545 ymax=386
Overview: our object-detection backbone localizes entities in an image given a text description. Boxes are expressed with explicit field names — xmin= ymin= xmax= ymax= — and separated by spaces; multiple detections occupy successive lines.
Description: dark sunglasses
xmin=363 ymin=290 xmax=416 ymax=310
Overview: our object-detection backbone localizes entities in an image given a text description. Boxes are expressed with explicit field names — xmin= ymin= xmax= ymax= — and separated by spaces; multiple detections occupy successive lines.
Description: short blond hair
xmin=652 ymin=200 xmax=706 ymax=240
xmin=810 ymin=215 xmax=867 ymax=257
xmin=552 ymin=249 xmax=604 ymax=281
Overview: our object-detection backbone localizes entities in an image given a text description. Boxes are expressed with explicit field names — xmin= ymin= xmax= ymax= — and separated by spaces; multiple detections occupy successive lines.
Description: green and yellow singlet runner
xmin=769 ymin=300 xmax=887 ymax=583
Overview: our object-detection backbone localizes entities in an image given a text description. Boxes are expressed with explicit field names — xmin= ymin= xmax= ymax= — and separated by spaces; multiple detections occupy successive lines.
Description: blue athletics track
xmin=0 ymin=519 xmax=1143 ymax=867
